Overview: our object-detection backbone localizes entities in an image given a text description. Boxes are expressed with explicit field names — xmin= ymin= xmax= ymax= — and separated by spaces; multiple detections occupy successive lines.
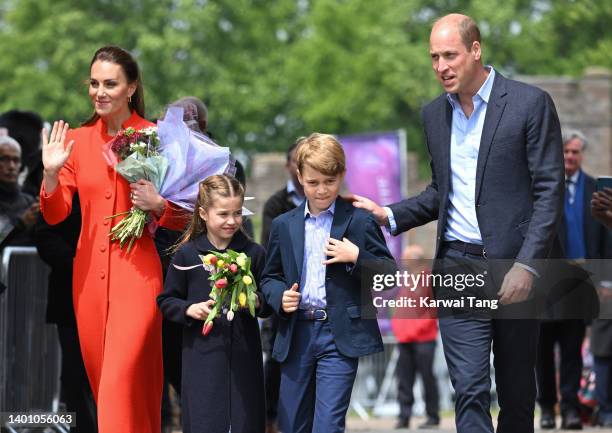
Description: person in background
xmin=592 ymin=188 xmax=612 ymax=230
xmin=0 ymin=134 xmax=38 ymax=251
xmin=233 ymin=159 xmax=255 ymax=238
xmin=259 ymin=137 xmax=305 ymax=433
xmin=0 ymin=110 xmax=44 ymax=197
xmin=35 ymin=193 xmax=98 ymax=433
xmin=391 ymin=244 xmax=440 ymax=430
xmin=537 ymin=130 xmax=611 ymax=430
xmin=590 ymin=186 xmax=612 ymax=427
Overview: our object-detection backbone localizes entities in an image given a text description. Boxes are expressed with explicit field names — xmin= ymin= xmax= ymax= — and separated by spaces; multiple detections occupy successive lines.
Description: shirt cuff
xmin=383 ymin=206 xmax=397 ymax=235
xmin=514 ymin=262 xmax=540 ymax=278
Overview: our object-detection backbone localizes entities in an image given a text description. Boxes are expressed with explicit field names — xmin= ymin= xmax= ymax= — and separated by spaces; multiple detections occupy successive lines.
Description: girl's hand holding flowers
xmin=186 ymin=299 xmax=216 ymax=321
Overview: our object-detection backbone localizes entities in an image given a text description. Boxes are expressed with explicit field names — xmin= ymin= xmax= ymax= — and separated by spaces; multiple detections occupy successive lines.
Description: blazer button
xmin=100 ymin=270 xmax=106 ymax=279
xmin=105 ymin=190 xmax=112 ymax=199
xmin=103 ymin=219 xmax=109 ymax=226
xmin=100 ymin=244 xmax=107 ymax=252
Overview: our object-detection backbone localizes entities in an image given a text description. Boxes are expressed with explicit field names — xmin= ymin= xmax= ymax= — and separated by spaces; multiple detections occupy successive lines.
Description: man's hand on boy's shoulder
xmin=282 ymin=283 xmax=301 ymax=313
xmin=346 ymin=193 xmax=389 ymax=227
xmin=323 ymin=237 xmax=359 ymax=265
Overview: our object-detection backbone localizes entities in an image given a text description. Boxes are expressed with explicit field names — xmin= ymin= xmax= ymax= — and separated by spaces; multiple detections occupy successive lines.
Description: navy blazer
xmin=389 ymin=72 xmax=564 ymax=272
xmin=262 ymin=197 xmax=397 ymax=362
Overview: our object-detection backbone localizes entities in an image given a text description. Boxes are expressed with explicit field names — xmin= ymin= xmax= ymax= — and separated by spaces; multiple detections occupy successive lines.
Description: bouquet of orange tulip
xmin=200 ymin=249 xmax=258 ymax=336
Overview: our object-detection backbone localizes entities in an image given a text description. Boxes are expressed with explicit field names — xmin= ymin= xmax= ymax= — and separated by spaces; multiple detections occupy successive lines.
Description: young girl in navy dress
xmin=157 ymin=174 xmax=269 ymax=433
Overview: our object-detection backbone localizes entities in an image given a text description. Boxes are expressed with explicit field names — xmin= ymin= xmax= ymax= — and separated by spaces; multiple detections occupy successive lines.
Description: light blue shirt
xmin=299 ymin=201 xmax=335 ymax=309
xmin=444 ymin=67 xmax=495 ymax=243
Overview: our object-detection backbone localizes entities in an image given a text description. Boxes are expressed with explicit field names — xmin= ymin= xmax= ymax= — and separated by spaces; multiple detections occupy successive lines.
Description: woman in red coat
xmin=40 ymin=46 xmax=187 ymax=433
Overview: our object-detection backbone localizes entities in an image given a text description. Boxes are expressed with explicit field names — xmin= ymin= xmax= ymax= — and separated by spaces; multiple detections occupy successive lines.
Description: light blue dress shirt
xmin=385 ymin=67 xmax=496 ymax=244
xmin=299 ymin=200 xmax=335 ymax=309
xmin=444 ymin=67 xmax=495 ymax=243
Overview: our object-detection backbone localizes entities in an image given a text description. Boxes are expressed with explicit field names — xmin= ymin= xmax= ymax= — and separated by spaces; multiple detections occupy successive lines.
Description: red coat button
xmin=103 ymin=220 xmax=109 ymax=226
xmin=100 ymin=270 xmax=106 ymax=279
xmin=105 ymin=190 xmax=112 ymax=199
xmin=100 ymin=245 xmax=107 ymax=252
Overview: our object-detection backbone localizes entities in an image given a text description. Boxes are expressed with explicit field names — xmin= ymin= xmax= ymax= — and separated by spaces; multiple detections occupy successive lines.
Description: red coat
xmin=40 ymin=112 xmax=187 ymax=433
xmin=390 ymin=277 xmax=438 ymax=344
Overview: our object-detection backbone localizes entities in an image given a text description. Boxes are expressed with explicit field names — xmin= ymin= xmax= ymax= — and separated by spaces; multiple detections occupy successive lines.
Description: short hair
xmin=287 ymin=136 xmax=306 ymax=162
xmin=458 ymin=16 xmax=480 ymax=50
xmin=435 ymin=15 xmax=481 ymax=50
xmin=295 ymin=133 xmax=345 ymax=176
xmin=562 ymin=129 xmax=588 ymax=151
xmin=0 ymin=135 xmax=21 ymax=153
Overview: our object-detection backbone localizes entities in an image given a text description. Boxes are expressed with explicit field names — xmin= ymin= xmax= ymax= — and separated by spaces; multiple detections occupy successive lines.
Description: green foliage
xmin=0 ymin=0 xmax=610 ymax=171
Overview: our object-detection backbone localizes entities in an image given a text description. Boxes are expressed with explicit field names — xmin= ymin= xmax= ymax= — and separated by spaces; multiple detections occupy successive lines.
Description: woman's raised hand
xmin=42 ymin=120 xmax=74 ymax=177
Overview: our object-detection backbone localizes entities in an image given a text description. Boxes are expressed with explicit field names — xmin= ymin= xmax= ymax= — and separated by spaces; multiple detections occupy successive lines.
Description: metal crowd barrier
xmin=0 ymin=247 xmax=62 ymax=422
xmin=350 ymin=334 xmax=458 ymax=420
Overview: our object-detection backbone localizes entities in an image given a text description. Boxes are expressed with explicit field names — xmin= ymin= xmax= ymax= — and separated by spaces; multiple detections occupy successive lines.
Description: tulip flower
xmin=238 ymin=292 xmax=247 ymax=307
xmin=227 ymin=310 xmax=235 ymax=321
xmin=229 ymin=263 xmax=239 ymax=274
xmin=202 ymin=321 xmax=213 ymax=336
xmin=215 ymin=278 xmax=228 ymax=289
xmin=242 ymin=275 xmax=252 ymax=286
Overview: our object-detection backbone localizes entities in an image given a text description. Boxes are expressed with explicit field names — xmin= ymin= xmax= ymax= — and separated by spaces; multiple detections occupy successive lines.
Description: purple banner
xmin=339 ymin=131 xmax=406 ymax=335
xmin=339 ymin=131 xmax=406 ymax=260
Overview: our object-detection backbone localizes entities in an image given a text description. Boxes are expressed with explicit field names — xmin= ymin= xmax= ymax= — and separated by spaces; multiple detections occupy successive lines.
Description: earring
xmin=128 ymin=95 xmax=132 ymax=103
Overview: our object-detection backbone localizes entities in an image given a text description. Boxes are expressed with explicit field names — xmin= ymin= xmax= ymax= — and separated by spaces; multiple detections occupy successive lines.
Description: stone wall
xmin=519 ymin=68 xmax=612 ymax=178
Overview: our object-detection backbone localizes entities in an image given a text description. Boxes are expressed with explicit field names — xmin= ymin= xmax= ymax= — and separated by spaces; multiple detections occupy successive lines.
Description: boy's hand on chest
xmin=322 ymin=237 xmax=359 ymax=265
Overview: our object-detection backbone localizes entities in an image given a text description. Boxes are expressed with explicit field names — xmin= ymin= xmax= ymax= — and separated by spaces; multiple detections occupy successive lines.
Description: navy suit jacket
xmin=389 ymin=72 xmax=564 ymax=272
xmin=262 ymin=197 xmax=397 ymax=362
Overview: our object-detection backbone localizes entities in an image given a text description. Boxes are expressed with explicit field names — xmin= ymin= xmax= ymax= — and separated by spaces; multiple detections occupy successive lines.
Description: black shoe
xmin=540 ymin=408 xmax=556 ymax=430
xmin=395 ymin=417 xmax=410 ymax=429
xmin=418 ymin=417 xmax=440 ymax=429
xmin=561 ymin=410 xmax=582 ymax=430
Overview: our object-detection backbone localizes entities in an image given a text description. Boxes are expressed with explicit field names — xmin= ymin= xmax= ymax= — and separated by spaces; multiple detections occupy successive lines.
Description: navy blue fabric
xmin=277 ymin=320 xmax=358 ymax=433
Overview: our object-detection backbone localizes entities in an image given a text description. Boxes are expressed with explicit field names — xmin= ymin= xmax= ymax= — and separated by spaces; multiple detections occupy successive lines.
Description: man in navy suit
xmin=262 ymin=133 xmax=396 ymax=433
xmin=353 ymin=13 xmax=564 ymax=433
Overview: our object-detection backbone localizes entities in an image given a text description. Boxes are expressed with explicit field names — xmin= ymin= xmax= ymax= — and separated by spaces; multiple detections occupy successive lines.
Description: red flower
xmin=229 ymin=263 xmax=238 ymax=273
xmin=215 ymin=278 xmax=228 ymax=289
xmin=202 ymin=321 xmax=213 ymax=336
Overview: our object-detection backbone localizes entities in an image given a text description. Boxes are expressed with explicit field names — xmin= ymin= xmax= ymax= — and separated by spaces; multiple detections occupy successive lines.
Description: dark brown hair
xmin=172 ymin=175 xmax=245 ymax=252
xmin=82 ymin=45 xmax=145 ymax=126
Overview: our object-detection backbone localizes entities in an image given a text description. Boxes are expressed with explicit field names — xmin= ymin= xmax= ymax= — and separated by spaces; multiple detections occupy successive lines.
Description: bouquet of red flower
xmin=102 ymin=126 xmax=168 ymax=252
xmin=199 ymin=250 xmax=258 ymax=336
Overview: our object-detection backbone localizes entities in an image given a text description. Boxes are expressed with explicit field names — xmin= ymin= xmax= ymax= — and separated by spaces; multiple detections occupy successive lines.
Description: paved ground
xmin=346 ymin=416 xmax=612 ymax=432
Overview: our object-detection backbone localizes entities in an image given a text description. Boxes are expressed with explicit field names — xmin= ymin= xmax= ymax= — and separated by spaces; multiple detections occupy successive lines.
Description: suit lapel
xmin=475 ymin=74 xmax=507 ymax=204
xmin=329 ymin=198 xmax=353 ymax=242
xmin=289 ymin=202 xmax=306 ymax=278
xmin=441 ymin=101 xmax=452 ymax=194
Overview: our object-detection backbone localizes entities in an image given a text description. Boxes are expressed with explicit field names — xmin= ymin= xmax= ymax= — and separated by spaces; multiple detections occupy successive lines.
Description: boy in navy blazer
xmin=262 ymin=133 xmax=397 ymax=433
